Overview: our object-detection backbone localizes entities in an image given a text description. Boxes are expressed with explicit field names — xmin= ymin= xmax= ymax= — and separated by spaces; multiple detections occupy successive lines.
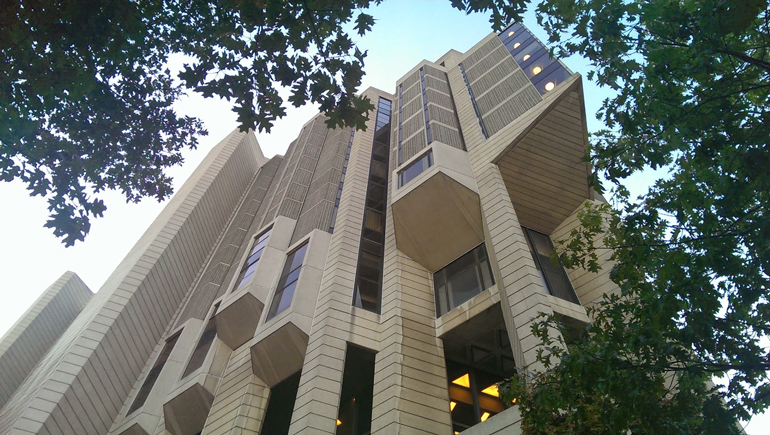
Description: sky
xmin=0 ymin=1 xmax=765 ymax=432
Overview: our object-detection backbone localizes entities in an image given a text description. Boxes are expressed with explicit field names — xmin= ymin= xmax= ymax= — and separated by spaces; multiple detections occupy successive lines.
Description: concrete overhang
xmin=391 ymin=142 xmax=484 ymax=272
xmin=163 ymin=383 xmax=215 ymax=435
xmin=215 ymin=217 xmax=296 ymax=350
xmin=491 ymin=74 xmax=593 ymax=234
xmin=249 ymin=230 xmax=330 ymax=387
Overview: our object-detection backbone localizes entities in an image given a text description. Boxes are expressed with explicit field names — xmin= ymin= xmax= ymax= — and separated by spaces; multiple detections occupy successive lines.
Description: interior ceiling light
xmin=452 ymin=373 xmax=470 ymax=388
xmin=481 ymin=384 xmax=499 ymax=397
xmin=337 ymin=419 xmax=342 ymax=426
xmin=507 ymin=30 xmax=515 ymax=37
xmin=532 ymin=66 xmax=542 ymax=75
xmin=450 ymin=401 xmax=457 ymax=411
xmin=545 ymin=82 xmax=555 ymax=91
xmin=522 ymin=54 xmax=531 ymax=61
xmin=513 ymin=42 xmax=521 ymax=49
xmin=481 ymin=412 xmax=491 ymax=422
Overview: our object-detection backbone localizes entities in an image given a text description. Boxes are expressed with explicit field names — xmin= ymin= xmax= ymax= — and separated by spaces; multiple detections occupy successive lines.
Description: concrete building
xmin=0 ymin=23 xmax=616 ymax=435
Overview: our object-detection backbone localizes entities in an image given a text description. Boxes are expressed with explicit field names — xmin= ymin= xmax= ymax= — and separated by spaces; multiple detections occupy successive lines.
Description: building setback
xmin=0 ymin=23 xmax=617 ymax=435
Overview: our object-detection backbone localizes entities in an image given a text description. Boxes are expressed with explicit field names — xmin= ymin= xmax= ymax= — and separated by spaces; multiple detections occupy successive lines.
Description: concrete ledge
xmin=251 ymin=321 xmax=309 ymax=387
xmin=392 ymin=143 xmax=484 ymax=272
xmin=215 ymin=291 xmax=263 ymax=350
xmin=163 ymin=383 xmax=215 ymax=435
xmin=117 ymin=423 xmax=150 ymax=435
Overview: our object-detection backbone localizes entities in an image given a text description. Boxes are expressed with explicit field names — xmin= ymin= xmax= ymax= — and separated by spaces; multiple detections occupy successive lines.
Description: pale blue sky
xmin=0 ymin=1 xmax=763 ymax=432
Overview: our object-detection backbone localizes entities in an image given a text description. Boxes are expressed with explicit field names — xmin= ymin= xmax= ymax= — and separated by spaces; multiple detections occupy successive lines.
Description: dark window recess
xmin=235 ymin=228 xmax=272 ymax=290
xmin=353 ymin=97 xmax=391 ymax=313
xmin=419 ymin=68 xmax=432 ymax=144
xmin=336 ymin=345 xmax=376 ymax=435
xmin=182 ymin=304 xmax=219 ymax=378
xmin=443 ymin=317 xmax=516 ymax=433
xmin=260 ymin=371 xmax=301 ymax=435
xmin=434 ymin=244 xmax=495 ymax=317
xmin=128 ymin=332 xmax=181 ymax=414
xmin=398 ymin=151 xmax=433 ymax=187
xmin=522 ymin=227 xmax=580 ymax=304
xmin=330 ymin=129 xmax=356 ymax=232
xmin=459 ymin=63 xmax=488 ymax=139
xmin=267 ymin=242 xmax=309 ymax=320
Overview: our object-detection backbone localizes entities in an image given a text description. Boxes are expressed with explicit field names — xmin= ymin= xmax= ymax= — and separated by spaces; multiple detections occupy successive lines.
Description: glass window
xmin=128 ymin=331 xmax=181 ymax=414
xmin=434 ymin=244 xmax=495 ymax=317
xmin=336 ymin=345 xmax=376 ymax=435
xmin=443 ymin=319 xmax=515 ymax=433
xmin=261 ymin=371 xmax=301 ymax=435
xmin=397 ymin=151 xmax=433 ymax=188
xmin=522 ymin=228 xmax=580 ymax=304
xmin=267 ymin=243 xmax=308 ymax=320
xmin=353 ymin=97 xmax=391 ymax=314
xmin=234 ymin=229 xmax=272 ymax=290
xmin=182 ymin=305 xmax=219 ymax=378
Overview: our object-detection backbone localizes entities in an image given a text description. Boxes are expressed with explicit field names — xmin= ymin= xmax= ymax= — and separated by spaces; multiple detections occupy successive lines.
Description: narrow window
xmin=353 ymin=97 xmax=391 ymax=313
xmin=330 ymin=129 xmax=356 ymax=233
xmin=522 ymin=228 xmax=580 ymax=304
xmin=266 ymin=242 xmax=309 ymax=320
xmin=459 ymin=63 xmax=488 ymax=139
xmin=336 ymin=345 xmax=376 ymax=435
xmin=261 ymin=371 xmax=301 ymax=435
xmin=397 ymin=151 xmax=433 ymax=188
xmin=182 ymin=304 xmax=219 ymax=378
xmin=234 ymin=228 xmax=272 ymax=290
xmin=128 ymin=331 xmax=181 ymax=414
xmin=434 ymin=244 xmax=495 ymax=317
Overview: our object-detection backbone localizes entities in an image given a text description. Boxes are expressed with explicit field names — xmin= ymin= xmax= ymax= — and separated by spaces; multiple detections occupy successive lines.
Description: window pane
xmin=434 ymin=244 xmax=494 ymax=316
xmin=448 ymin=267 xmax=482 ymax=308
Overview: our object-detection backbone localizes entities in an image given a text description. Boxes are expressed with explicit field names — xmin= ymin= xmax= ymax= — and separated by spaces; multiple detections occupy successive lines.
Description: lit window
xmin=434 ymin=244 xmax=495 ymax=317
xmin=234 ymin=228 xmax=271 ymax=290
xmin=444 ymin=335 xmax=515 ymax=432
xmin=397 ymin=151 xmax=433 ymax=188
xmin=522 ymin=228 xmax=580 ymax=304
xmin=267 ymin=243 xmax=308 ymax=320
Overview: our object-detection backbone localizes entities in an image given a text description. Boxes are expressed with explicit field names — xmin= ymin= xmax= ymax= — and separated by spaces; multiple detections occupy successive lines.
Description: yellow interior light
xmin=532 ymin=66 xmax=542 ymax=75
xmin=481 ymin=384 xmax=499 ymax=397
xmin=522 ymin=54 xmax=531 ymax=61
xmin=507 ymin=30 xmax=515 ymax=37
xmin=452 ymin=373 xmax=470 ymax=388
xmin=513 ymin=42 xmax=521 ymax=49
xmin=455 ymin=432 xmax=460 ymax=435
xmin=481 ymin=412 xmax=491 ymax=422
xmin=450 ymin=401 xmax=457 ymax=411
xmin=544 ymin=82 xmax=555 ymax=91
xmin=337 ymin=419 xmax=342 ymax=426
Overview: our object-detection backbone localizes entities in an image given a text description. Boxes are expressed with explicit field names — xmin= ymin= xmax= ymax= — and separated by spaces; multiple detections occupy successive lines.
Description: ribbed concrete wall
xmin=0 ymin=272 xmax=92 ymax=410
xmin=0 ymin=130 xmax=265 ymax=435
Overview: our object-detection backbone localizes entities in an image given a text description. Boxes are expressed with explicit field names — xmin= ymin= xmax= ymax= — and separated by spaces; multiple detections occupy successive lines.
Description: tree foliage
xmin=503 ymin=0 xmax=770 ymax=433
xmin=1 ymin=0 xmax=521 ymax=245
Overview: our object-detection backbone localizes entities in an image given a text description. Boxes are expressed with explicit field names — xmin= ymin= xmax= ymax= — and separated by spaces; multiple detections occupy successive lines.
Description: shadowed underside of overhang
xmin=494 ymin=78 xmax=592 ymax=234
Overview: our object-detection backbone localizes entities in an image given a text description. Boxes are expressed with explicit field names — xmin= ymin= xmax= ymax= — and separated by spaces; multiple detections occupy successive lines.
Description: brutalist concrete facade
xmin=0 ymin=23 xmax=618 ymax=435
